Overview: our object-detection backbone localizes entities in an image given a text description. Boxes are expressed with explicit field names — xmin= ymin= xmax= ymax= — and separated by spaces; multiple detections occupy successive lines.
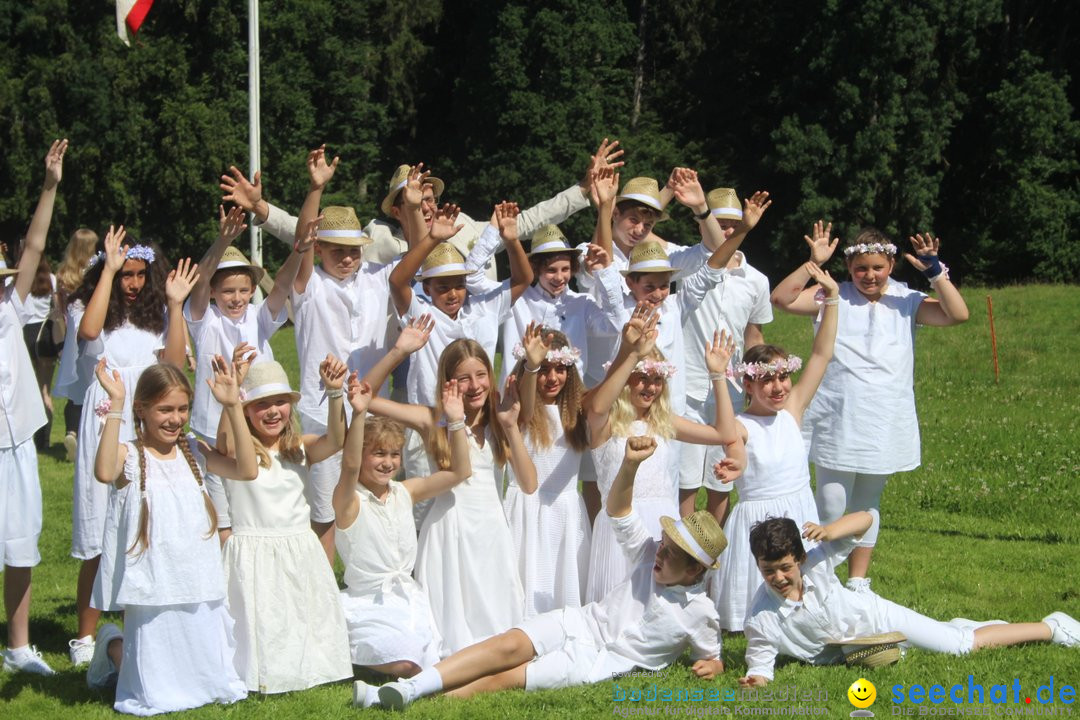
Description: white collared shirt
xmin=0 ymin=286 xmax=47 ymax=447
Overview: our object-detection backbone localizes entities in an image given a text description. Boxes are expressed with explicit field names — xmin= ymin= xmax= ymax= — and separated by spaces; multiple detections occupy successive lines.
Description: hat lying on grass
xmin=828 ymin=632 xmax=906 ymax=668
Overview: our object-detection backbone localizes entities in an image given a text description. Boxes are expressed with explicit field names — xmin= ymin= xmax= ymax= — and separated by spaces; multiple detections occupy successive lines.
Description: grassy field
xmin=2 ymin=284 xmax=1078 ymax=717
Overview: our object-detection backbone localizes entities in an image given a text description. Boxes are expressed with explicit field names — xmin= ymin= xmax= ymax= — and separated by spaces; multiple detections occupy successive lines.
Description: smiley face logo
xmin=848 ymin=678 xmax=877 ymax=709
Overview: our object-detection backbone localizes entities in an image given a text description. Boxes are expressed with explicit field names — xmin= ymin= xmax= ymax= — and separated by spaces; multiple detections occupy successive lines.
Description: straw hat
xmin=827 ymin=632 xmax=907 ymax=669
xmin=659 ymin=511 xmax=727 ymax=570
xmin=316 ymin=206 xmax=371 ymax=246
xmin=380 ymin=164 xmax=446 ymax=216
xmin=620 ymin=240 xmax=681 ymax=279
xmin=528 ymin=225 xmax=573 ymax=256
xmin=241 ymin=361 xmax=300 ymax=406
xmin=214 ymin=246 xmax=266 ymax=284
xmin=419 ymin=242 xmax=469 ymax=280
xmin=0 ymin=267 xmax=18 ymax=278
xmin=707 ymin=188 xmax=743 ymax=220
xmin=615 ymin=177 xmax=670 ymax=222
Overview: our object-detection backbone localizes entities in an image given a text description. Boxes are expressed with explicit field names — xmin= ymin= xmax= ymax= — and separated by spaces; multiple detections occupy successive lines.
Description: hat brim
xmin=214 ymin=260 xmax=266 ymax=285
xmin=659 ymin=516 xmax=722 ymax=570
xmin=528 ymin=243 xmax=574 ymax=257
xmin=380 ymin=176 xmax=446 ymax=217
xmin=826 ymin=632 xmax=907 ymax=647
xmin=241 ymin=389 xmax=301 ymax=407
xmin=0 ymin=267 xmax=19 ymax=278
xmin=615 ymin=195 xmax=671 ymax=222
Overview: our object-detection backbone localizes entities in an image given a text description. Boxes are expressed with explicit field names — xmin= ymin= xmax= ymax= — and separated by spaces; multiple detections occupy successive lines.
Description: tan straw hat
xmin=707 ymin=188 xmax=743 ymax=220
xmin=214 ymin=246 xmax=266 ymax=284
xmin=0 ymin=267 xmax=18 ymax=278
xmin=380 ymin=164 xmax=446 ymax=216
xmin=420 ymin=242 xmax=469 ymax=280
xmin=241 ymin=361 xmax=301 ymax=406
xmin=316 ymin=206 xmax=371 ymax=246
xmin=827 ymin=632 xmax=907 ymax=669
xmin=528 ymin=225 xmax=573 ymax=256
xmin=620 ymin=240 xmax=681 ymax=279
xmin=659 ymin=511 xmax=727 ymax=570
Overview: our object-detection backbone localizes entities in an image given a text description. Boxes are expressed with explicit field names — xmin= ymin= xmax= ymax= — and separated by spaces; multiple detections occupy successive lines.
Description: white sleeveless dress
xmin=585 ymin=420 xmax=676 ymax=602
xmin=711 ymin=410 xmax=819 ymax=630
xmin=221 ymin=450 xmax=352 ymax=693
xmin=415 ymin=428 xmax=525 ymax=657
xmin=503 ymin=405 xmax=591 ymax=618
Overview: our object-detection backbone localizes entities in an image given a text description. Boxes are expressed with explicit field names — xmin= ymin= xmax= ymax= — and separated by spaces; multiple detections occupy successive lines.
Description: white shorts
xmin=299 ymin=414 xmax=341 ymax=525
xmin=677 ymin=396 xmax=734 ymax=492
xmin=0 ymin=439 xmax=43 ymax=568
xmin=517 ymin=609 xmax=605 ymax=691
xmin=192 ymin=431 xmax=231 ymax=529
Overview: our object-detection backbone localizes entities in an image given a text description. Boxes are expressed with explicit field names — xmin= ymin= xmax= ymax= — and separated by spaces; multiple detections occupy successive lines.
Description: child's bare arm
xmin=93 ymin=359 xmax=129 ymax=485
xmin=334 ymin=374 xmax=371 ymax=528
xmin=293 ymin=145 xmax=339 ymax=294
xmin=498 ymin=202 xmax=534 ymax=303
xmin=770 ymin=221 xmax=838 ymax=314
xmin=189 ymin=206 xmax=247 ymax=321
xmin=585 ymin=306 xmax=659 ymax=443
xmin=606 ymin=436 xmax=657 ymax=519
xmin=908 ymin=234 xmax=970 ymax=326
xmin=787 ymin=263 xmax=839 ymax=421
xmin=406 ymin=380 xmax=473 ymax=503
xmin=801 ymin=510 xmax=875 ymax=544
xmin=305 ymin=355 xmax=349 ymax=464
xmin=16 ymin=139 xmax=66 ymax=303
xmin=497 ymin=376 xmax=537 ymax=494
xmin=202 ymin=355 xmax=259 ymax=481
xmin=266 ymin=218 xmax=317 ymax=319
xmin=164 ymin=258 xmax=200 ymax=366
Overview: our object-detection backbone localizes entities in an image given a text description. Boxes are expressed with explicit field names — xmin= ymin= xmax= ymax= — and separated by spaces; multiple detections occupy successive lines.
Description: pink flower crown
xmin=512 ymin=343 xmax=581 ymax=367
xmin=736 ymin=356 xmax=803 ymax=379
xmin=632 ymin=358 xmax=677 ymax=379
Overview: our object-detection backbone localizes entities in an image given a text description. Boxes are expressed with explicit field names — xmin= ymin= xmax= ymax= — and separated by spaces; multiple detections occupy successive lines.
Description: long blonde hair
xmin=609 ymin=348 xmax=676 ymax=440
xmin=429 ymin=339 xmax=509 ymax=470
xmin=244 ymin=399 xmax=305 ymax=468
xmin=513 ymin=329 xmax=588 ymax=452
xmin=129 ymin=365 xmax=217 ymax=555
xmin=56 ymin=228 xmax=99 ymax=296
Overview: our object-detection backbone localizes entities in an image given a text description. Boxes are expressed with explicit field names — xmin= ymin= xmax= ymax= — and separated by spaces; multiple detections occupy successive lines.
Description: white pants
xmin=0 ymin=439 xmax=42 ymax=568
xmin=870 ymin=595 xmax=976 ymax=655
xmin=814 ymin=467 xmax=888 ymax=547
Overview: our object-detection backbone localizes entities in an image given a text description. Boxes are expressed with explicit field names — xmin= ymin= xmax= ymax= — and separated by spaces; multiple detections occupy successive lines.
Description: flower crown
xmin=736 ymin=356 xmax=803 ymax=379
xmin=843 ymin=242 xmax=897 ymax=258
xmin=633 ymin=358 xmax=677 ymax=379
xmin=87 ymin=244 xmax=157 ymax=269
xmin=512 ymin=343 xmax=581 ymax=367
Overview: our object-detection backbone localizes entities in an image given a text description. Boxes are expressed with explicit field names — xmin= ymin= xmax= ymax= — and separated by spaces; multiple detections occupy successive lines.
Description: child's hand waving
xmin=319 ymin=354 xmax=348 ymax=392
xmin=704 ymin=329 xmax=736 ymax=375
xmin=521 ymin=321 xmax=552 ymax=370
xmin=347 ymin=373 xmax=373 ymax=415
xmin=307 ymin=144 xmax=339 ymax=190
xmin=208 ymin=354 xmax=241 ymax=407
xmin=231 ymin=343 xmax=257 ymax=386
xmin=495 ymin=375 xmax=522 ymax=429
xmin=804 ymin=220 xmax=839 ymax=265
xmin=442 ymin=379 xmax=465 ymax=424
xmin=218 ymin=205 xmax=248 ymax=244
xmin=396 ymin=314 xmax=435 ymax=354
xmin=95 ymin=358 xmax=126 ymax=403
xmin=166 ymin=257 xmax=200 ymax=306
xmin=805 ymin=262 xmax=838 ymax=296
xmin=431 ymin=203 xmax=464 ymax=242
xmin=102 ymin=225 xmax=129 ymax=274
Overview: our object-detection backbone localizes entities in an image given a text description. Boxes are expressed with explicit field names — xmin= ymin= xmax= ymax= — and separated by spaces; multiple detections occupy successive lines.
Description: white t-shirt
xmin=22 ymin=274 xmax=56 ymax=324
xmin=0 ymin=286 xmax=48 ymax=447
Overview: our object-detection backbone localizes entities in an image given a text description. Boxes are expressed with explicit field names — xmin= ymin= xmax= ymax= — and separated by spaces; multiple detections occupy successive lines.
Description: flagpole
xmin=248 ymin=0 xmax=262 ymax=267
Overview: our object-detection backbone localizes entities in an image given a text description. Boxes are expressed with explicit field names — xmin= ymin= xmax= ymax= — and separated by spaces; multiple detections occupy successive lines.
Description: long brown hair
xmin=429 ymin=339 xmax=509 ymax=470
xmin=30 ymin=256 xmax=53 ymax=298
xmin=513 ymin=329 xmax=588 ymax=451
xmin=128 ymin=364 xmax=217 ymax=555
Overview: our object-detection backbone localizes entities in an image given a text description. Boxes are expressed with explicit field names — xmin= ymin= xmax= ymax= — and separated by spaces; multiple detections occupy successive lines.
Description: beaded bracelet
xmin=326 ymin=389 xmax=344 ymax=399
xmin=523 ymin=363 xmax=540 ymax=374
xmin=708 ymin=372 xmax=726 ymax=382
xmin=822 ymin=297 xmax=839 ymax=306
xmin=446 ymin=419 xmax=467 ymax=432
xmin=105 ymin=411 xmax=124 ymax=420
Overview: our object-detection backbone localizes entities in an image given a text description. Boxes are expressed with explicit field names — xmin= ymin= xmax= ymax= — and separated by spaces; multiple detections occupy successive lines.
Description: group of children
xmin=1 ymin=138 xmax=1077 ymax=715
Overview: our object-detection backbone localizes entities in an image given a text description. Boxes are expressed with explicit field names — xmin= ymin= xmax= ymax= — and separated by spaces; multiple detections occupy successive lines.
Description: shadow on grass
xmin=890 ymin=524 xmax=1070 ymax=545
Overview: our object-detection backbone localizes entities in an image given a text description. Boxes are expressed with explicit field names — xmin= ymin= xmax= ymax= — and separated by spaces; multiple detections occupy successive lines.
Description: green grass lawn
xmin=3 ymin=284 xmax=1079 ymax=717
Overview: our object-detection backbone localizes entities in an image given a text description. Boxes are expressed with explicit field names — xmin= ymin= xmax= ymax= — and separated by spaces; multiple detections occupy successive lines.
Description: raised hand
xmin=582 ymin=137 xmax=625 ymax=186
xmin=44 ymin=138 xmax=69 ymax=188
xmin=704 ymin=329 xmax=737 ymax=374
xmin=307 ymin=144 xmax=340 ymax=190
xmin=805 ymin=261 xmax=839 ymax=296
xmin=347 ymin=373 xmax=373 ymax=415
xmin=231 ymin=343 xmax=257 ymax=385
xmin=521 ymin=321 xmax=552 ymax=369
xmin=801 ymin=521 xmax=832 ymax=543
xmin=208 ymin=354 xmax=242 ymax=407
xmin=804 ymin=220 xmax=839 ymax=264
xmin=165 ymin=257 xmax=200 ymax=305
xmin=220 ymin=166 xmax=262 ymax=213
xmin=396 ymin=313 xmax=435 ymax=354
xmin=95 ymin=358 xmax=126 ymax=403
xmin=904 ymin=233 xmax=941 ymax=271
xmin=622 ymin=303 xmax=659 ymax=356
xmin=403 ymin=163 xmax=429 ymax=208
xmin=296 ymin=215 xmax=322 ymax=255
xmin=495 ymin=201 xmax=521 ymax=244
xmin=319 ymin=354 xmax=348 ymax=391
xmin=495 ymin=374 xmax=522 ymax=428
xmin=582 ymin=242 xmax=610 ymax=273
xmin=712 ymin=457 xmax=742 ymax=484
xmin=218 ymin=205 xmax=248 ymax=244
xmin=442 ymin=379 xmax=465 ymax=424
xmin=624 ymin=435 xmax=657 ymax=463
xmin=430 ymin=203 xmax=464 ymax=242
xmin=589 ymin=165 xmax=620 ymax=207
xmin=737 ymin=191 xmax=772 ymax=232
xmin=102 ymin=225 xmax=129 ymax=274
xmin=670 ymin=168 xmax=706 ymax=209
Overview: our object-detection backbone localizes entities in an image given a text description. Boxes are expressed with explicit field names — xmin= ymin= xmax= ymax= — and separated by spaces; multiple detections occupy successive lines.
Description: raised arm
xmin=406 ymin=380 xmax=474 ymax=503
xmin=293 ymin=145 xmax=339 ymax=294
xmin=93 ymin=359 xmax=129 ymax=485
xmin=389 ymin=199 xmax=462 ymax=317
xmin=304 ymin=355 xmax=349 ymax=464
xmin=515 ymin=322 xmax=550 ymax=427
xmin=770 ymin=220 xmax=839 ymax=315
xmin=585 ymin=306 xmax=658 ymax=444
xmin=606 ymin=436 xmax=657 ymax=518
xmin=496 ymin=375 xmax=537 ymax=494
xmin=801 ymin=510 xmax=876 ymax=544
xmin=334 ymin=375 xmax=372 ymax=528
xmin=589 ymin=166 xmax=619 ymax=258
xmin=669 ymin=168 xmax=722 ymax=252
xmin=163 ymin=257 xmax=200 ymax=366
xmin=702 ymin=190 xmax=772 ymax=267
xmin=907 ymin=234 xmax=969 ymax=326
xmin=676 ymin=331 xmax=743 ymax=446
xmin=16 ymin=139 xmax=66 ymax=302
xmin=220 ymin=166 xmax=270 ymax=225
xmin=496 ymin=202 xmax=534 ymax=302
xmin=188 ymin=206 xmax=248 ymax=322
xmin=786 ymin=263 xmax=839 ymax=421
xmin=363 ymin=315 xmax=437 ymax=433
xmin=79 ymin=225 xmax=126 ymax=341
xmin=201 ymin=355 xmax=259 ymax=481
xmin=267 ymin=216 xmax=317 ymax=317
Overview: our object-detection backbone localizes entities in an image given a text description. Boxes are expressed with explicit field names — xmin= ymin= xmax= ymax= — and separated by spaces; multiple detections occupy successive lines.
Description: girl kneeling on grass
xmin=739 ymin=512 xmax=1080 ymax=687
xmin=87 ymin=359 xmax=256 ymax=714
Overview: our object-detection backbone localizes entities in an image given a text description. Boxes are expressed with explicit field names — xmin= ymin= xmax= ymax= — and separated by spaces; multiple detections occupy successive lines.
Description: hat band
xmin=671 ymin=519 xmax=715 ymax=567
xmin=216 ymin=259 xmax=255 ymax=270
xmin=422 ymin=262 xmax=467 ymax=277
xmin=243 ymin=381 xmax=295 ymax=402
xmin=619 ymin=193 xmax=663 ymax=211
xmin=627 ymin=258 xmax=674 ymax=273
xmin=711 ymin=206 xmax=743 ymax=219
xmin=318 ymin=229 xmax=366 ymax=238
xmin=529 ymin=239 xmax=570 ymax=254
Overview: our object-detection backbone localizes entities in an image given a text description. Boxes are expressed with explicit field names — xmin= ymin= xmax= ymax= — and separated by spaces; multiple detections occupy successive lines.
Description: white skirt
xmin=585 ymin=495 xmax=675 ymax=603
xmin=504 ymin=485 xmax=591 ymax=618
xmin=710 ymin=486 xmax=819 ymax=631
xmin=223 ymin=530 xmax=352 ymax=693
xmin=114 ymin=600 xmax=247 ymax=715
xmin=340 ymin=581 xmax=440 ymax=668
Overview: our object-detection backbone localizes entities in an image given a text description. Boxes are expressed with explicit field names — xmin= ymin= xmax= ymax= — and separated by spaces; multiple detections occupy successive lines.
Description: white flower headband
xmin=632 ymin=358 xmax=677 ymax=379
xmin=736 ymin=356 xmax=803 ymax=380
xmin=843 ymin=242 xmax=897 ymax=258
xmin=87 ymin=245 xmax=157 ymax=269
xmin=512 ymin=343 xmax=582 ymax=367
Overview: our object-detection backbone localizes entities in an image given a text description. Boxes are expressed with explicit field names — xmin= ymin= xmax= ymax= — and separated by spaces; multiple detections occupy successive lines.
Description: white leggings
xmin=814 ymin=467 xmax=889 ymax=547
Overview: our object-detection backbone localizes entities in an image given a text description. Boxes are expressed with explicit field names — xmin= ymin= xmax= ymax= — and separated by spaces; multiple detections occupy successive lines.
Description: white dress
xmin=585 ymin=420 xmax=676 ymax=603
xmin=92 ymin=438 xmax=247 ymax=716
xmin=221 ymin=450 xmax=352 ymax=693
xmin=503 ymin=405 xmax=591 ymax=618
xmin=711 ymin=410 xmax=820 ymax=631
xmin=72 ymin=318 xmax=166 ymax=559
xmin=336 ymin=483 xmax=440 ymax=668
xmin=414 ymin=429 xmax=524 ymax=657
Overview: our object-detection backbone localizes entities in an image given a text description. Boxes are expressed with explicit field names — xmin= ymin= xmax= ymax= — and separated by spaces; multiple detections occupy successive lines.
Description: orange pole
xmin=986 ymin=295 xmax=999 ymax=384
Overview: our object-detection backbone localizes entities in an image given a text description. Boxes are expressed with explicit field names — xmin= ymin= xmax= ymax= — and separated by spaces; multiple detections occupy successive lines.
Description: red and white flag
xmin=116 ymin=0 xmax=154 ymax=46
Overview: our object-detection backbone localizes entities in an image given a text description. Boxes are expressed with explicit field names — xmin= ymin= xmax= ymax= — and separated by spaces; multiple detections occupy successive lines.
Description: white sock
xmin=76 ymin=635 xmax=93 ymax=644
xmin=411 ymin=667 xmax=444 ymax=697
xmin=366 ymin=685 xmax=380 ymax=707
xmin=6 ymin=645 xmax=31 ymax=658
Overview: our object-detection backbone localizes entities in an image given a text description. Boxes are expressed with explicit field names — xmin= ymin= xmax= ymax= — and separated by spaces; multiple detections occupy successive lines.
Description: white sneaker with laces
xmin=379 ymin=680 xmax=417 ymax=710
xmin=69 ymin=636 xmax=95 ymax=667
xmin=1043 ymin=612 xmax=1080 ymax=647
xmin=86 ymin=623 xmax=123 ymax=689
xmin=2 ymin=645 xmax=57 ymax=675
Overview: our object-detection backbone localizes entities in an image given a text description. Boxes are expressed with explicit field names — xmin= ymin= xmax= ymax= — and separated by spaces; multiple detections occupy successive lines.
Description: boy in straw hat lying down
xmin=355 ymin=434 xmax=744 ymax=709
xmin=740 ymin=512 xmax=1080 ymax=687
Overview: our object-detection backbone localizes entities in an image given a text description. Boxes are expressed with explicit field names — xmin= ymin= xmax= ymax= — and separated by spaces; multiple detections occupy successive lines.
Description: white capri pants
xmin=868 ymin=595 xmax=976 ymax=656
xmin=814 ymin=467 xmax=889 ymax=547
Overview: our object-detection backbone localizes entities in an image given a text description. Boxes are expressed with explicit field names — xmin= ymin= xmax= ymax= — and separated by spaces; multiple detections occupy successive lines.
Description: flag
xmin=116 ymin=0 xmax=155 ymax=46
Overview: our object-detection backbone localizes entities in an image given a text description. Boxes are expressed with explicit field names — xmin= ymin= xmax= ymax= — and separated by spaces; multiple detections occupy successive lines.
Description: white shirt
xmin=22 ymin=274 xmax=56 ymax=324
xmin=579 ymin=510 xmax=722 ymax=670
xmin=743 ymin=535 xmax=871 ymax=680
xmin=682 ymin=252 xmax=772 ymax=403
xmin=184 ymin=300 xmax=287 ymax=440
xmin=0 ymin=287 xmax=48 ymax=447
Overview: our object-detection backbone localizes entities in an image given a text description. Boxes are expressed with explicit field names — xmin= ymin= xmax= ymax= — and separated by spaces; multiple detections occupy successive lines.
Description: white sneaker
xmin=2 ymin=645 xmax=57 ymax=675
xmin=63 ymin=431 xmax=78 ymax=462
xmin=1043 ymin=612 xmax=1080 ymax=647
xmin=353 ymin=680 xmax=380 ymax=708
xmin=69 ymin=636 xmax=95 ymax=667
xmin=379 ymin=680 xmax=417 ymax=710
xmin=87 ymin=624 xmax=122 ymax=689
xmin=846 ymin=577 xmax=873 ymax=594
